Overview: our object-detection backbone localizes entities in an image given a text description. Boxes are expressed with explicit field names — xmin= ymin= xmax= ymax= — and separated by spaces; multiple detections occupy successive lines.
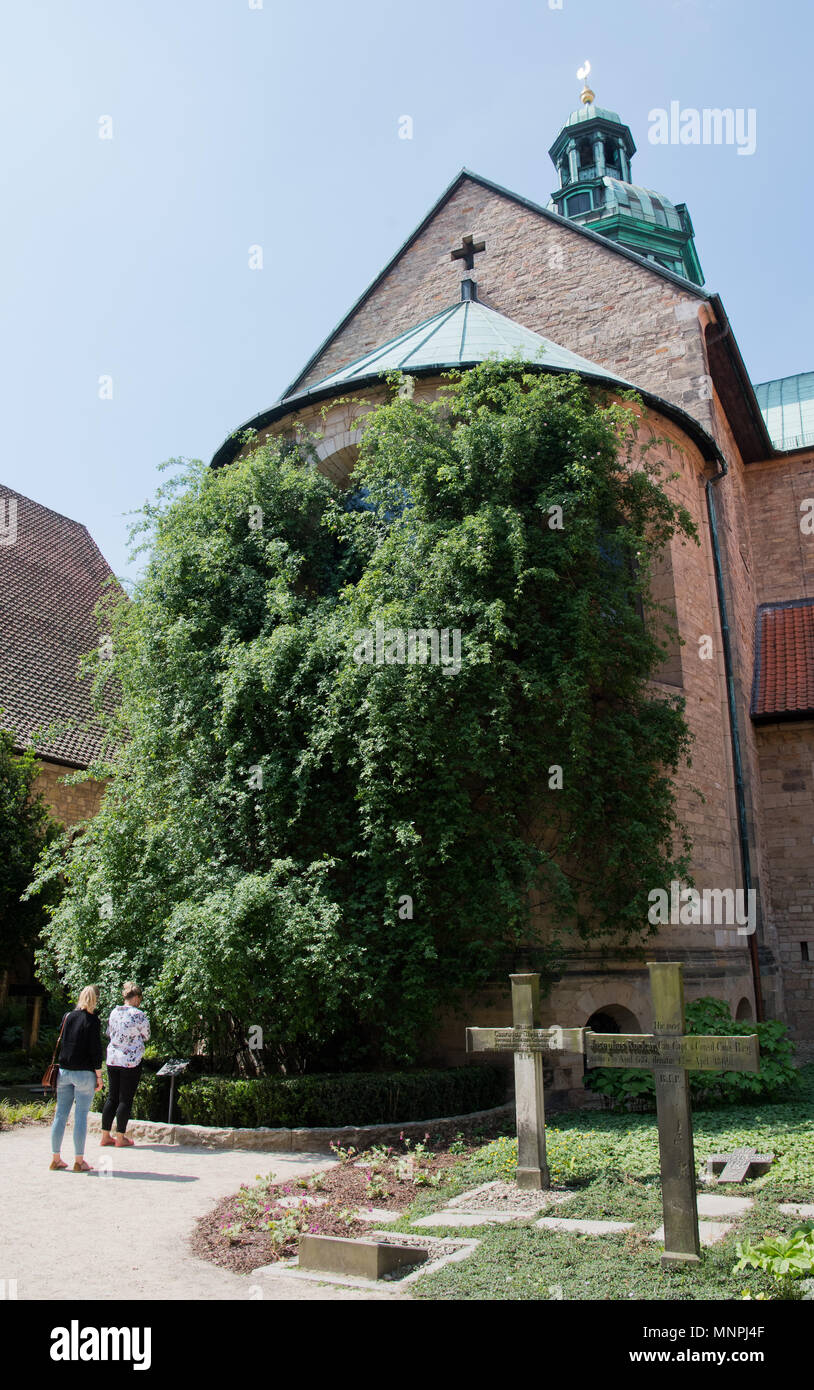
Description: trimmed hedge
xmin=93 ymin=1064 xmax=505 ymax=1128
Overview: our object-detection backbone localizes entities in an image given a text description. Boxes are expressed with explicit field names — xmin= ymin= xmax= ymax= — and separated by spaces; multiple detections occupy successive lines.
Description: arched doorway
xmin=582 ymin=1004 xmax=642 ymax=1085
xmin=586 ymin=1004 xmax=642 ymax=1035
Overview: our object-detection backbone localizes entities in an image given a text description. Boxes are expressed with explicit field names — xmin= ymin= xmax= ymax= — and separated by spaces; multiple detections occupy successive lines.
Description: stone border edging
xmin=86 ymin=1102 xmax=513 ymax=1152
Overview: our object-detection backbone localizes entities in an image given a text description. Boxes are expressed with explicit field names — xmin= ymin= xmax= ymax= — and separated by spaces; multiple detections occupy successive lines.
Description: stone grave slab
xmin=535 ymin=1217 xmax=634 ymax=1236
xmin=447 ymin=1179 xmax=572 ymax=1214
xmin=412 ymin=1209 xmax=539 ymax=1228
xmin=703 ymin=1149 xmax=773 ymax=1183
xmin=696 ymin=1193 xmax=753 ymax=1218
xmin=354 ymin=1207 xmax=401 ymax=1223
xmin=778 ymin=1203 xmax=814 ymax=1219
xmin=649 ymin=1221 xmax=733 ymax=1247
xmin=298 ymin=1233 xmax=428 ymax=1279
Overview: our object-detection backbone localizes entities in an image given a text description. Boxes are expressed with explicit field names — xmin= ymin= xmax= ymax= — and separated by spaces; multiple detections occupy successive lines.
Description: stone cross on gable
xmin=466 ymin=973 xmax=585 ymax=1190
xmin=451 ymin=233 xmax=486 ymax=272
xmin=585 ymin=962 xmax=760 ymax=1265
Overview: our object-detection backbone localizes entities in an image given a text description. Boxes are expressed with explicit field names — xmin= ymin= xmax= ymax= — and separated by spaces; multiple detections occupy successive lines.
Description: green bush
xmin=584 ymin=997 xmax=800 ymax=1111
xmin=94 ymin=1065 xmax=505 ymax=1128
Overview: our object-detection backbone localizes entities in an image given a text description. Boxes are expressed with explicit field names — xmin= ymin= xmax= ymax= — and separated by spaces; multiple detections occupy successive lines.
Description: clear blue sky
xmin=1 ymin=0 xmax=810 ymax=581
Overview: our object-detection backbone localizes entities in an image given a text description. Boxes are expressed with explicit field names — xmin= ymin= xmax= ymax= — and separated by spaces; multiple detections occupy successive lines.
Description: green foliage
xmin=584 ymin=997 xmax=801 ymax=1109
xmin=0 ymin=722 xmax=61 ymax=971
xmin=31 ymin=364 xmax=696 ymax=1065
xmin=0 ymin=1097 xmax=55 ymax=1129
xmin=454 ymin=1069 xmax=814 ymax=1189
xmin=734 ymin=1225 xmax=814 ymax=1283
xmin=90 ymin=1064 xmax=504 ymax=1128
xmin=399 ymin=1086 xmax=814 ymax=1301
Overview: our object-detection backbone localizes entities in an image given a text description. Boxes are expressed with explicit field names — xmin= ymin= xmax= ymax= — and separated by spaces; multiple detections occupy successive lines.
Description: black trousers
xmin=101 ymin=1064 xmax=142 ymax=1133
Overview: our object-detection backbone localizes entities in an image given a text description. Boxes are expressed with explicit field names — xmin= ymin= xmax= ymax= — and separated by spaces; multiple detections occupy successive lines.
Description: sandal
xmin=99 ymin=1134 xmax=116 ymax=1147
xmin=73 ymin=1159 xmax=94 ymax=1172
xmin=113 ymin=1135 xmax=134 ymax=1147
xmin=49 ymin=1157 xmax=68 ymax=1171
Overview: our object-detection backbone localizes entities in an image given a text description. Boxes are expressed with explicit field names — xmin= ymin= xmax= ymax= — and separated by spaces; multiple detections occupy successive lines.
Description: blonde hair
xmin=77 ymin=985 xmax=98 ymax=1012
xmin=122 ymin=981 xmax=142 ymax=1002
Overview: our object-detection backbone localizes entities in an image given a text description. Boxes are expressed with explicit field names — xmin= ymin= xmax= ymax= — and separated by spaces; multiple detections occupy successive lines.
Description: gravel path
xmin=0 ymin=1123 xmax=409 ymax=1301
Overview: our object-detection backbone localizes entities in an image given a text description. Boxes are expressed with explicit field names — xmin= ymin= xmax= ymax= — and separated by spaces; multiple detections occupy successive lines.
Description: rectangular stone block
xmin=297 ymin=1234 xmax=428 ymax=1279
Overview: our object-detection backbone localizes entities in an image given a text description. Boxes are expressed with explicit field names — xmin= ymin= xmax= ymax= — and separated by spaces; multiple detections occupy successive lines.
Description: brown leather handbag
xmin=41 ymin=1015 xmax=68 ymax=1092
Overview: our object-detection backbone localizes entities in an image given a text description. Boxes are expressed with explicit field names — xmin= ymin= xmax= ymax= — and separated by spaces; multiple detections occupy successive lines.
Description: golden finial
xmin=577 ymin=61 xmax=595 ymax=105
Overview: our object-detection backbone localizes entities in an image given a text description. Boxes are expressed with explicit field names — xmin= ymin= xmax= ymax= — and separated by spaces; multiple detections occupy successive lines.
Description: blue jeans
xmin=50 ymin=1069 xmax=96 ymax=1156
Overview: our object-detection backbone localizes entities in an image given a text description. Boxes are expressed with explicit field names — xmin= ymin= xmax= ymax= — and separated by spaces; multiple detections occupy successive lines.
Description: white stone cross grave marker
xmin=466 ymin=973 xmax=584 ymax=1190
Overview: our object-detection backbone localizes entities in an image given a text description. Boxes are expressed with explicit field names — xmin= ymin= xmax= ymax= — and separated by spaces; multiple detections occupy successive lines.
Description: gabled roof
xmin=296 ymin=298 xmax=633 ymax=398
xmin=210 ymin=166 xmax=780 ymax=469
xmin=0 ymin=487 xmax=116 ymax=767
xmin=280 ymin=168 xmax=710 ymax=403
xmin=753 ymin=373 xmax=814 ymax=453
xmin=751 ymin=599 xmax=814 ymax=723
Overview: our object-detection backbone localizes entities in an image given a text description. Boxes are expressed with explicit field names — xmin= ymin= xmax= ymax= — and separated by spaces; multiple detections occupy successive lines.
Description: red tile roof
xmin=0 ymin=486 xmax=117 ymax=766
xmin=751 ymin=600 xmax=814 ymax=723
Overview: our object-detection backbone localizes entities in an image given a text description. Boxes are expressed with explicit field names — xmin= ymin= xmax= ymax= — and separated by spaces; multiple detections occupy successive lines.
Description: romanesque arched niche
xmin=586 ymin=1003 xmax=642 ymax=1034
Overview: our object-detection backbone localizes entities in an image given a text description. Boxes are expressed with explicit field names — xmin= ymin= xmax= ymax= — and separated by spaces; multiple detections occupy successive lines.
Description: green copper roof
xmin=597 ymin=178 xmax=685 ymax=231
xmin=753 ymin=373 xmax=814 ymax=452
xmin=285 ymin=298 xmax=633 ymax=400
xmin=565 ymin=102 xmax=623 ymax=126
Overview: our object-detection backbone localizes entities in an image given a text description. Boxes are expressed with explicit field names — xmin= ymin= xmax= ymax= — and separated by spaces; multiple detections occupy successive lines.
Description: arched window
xmin=735 ymin=997 xmax=753 ymax=1021
xmin=567 ymin=190 xmax=592 ymax=215
xmin=604 ymin=138 xmax=621 ymax=172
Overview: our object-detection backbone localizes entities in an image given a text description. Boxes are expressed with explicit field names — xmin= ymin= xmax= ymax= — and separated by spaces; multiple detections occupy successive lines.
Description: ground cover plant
xmin=403 ymin=1068 xmax=814 ymax=1300
xmin=0 ymin=1097 xmax=55 ymax=1130
xmin=192 ymin=1067 xmax=814 ymax=1298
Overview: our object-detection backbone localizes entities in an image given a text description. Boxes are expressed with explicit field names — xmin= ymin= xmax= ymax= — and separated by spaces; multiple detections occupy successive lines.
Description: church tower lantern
xmin=548 ymin=63 xmax=704 ymax=286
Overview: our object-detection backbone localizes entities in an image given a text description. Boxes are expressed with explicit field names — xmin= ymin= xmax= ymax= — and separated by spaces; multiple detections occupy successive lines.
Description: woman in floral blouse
xmin=100 ymin=982 xmax=150 ymax=1147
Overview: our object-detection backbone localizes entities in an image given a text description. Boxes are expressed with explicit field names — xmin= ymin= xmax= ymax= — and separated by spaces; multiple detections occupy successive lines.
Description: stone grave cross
xmin=704 ymin=1148 xmax=773 ymax=1184
xmin=585 ymin=962 xmax=760 ymax=1265
xmin=466 ymin=973 xmax=585 ymax=1190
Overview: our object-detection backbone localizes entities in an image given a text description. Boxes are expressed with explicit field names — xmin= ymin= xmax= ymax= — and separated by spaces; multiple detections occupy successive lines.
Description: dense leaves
xmin=0 ymin=723 xmax=60 ymax=972
xmin=90 ymin=1063 xmax=505 ymax=1128
xmin=32 ymin=364 xmax=696 ymax=1067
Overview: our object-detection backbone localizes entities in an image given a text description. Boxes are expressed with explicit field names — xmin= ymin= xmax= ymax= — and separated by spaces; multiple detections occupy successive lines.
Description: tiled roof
xmin=751 ymin=600 xmax=814 ymax=723
xmin=0 ymin=486 xmax=117 ymax=766
xmin=753 ymin=373 xmax=814 ymax=452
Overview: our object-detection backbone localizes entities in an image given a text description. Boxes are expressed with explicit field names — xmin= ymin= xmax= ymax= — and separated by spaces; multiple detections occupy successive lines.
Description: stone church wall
xmin=33 ymin=757 xmax=105 ymax=827
xmin=744 ymin=447 xmax=814 ymax=1040
xmin=752 ymin=721 xmax=814 ymax=1042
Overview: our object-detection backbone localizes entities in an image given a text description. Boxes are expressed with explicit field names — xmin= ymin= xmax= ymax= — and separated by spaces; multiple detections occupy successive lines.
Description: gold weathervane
xmin=577 ymin=60 xmax=595 ymax=105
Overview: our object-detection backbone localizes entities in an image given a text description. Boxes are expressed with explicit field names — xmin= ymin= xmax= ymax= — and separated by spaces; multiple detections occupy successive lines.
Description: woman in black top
xmin=49 ymin=985 xmax=104 ymax=1172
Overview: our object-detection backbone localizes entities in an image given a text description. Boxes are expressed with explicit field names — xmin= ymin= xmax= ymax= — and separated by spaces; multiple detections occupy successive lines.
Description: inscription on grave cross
xmin=466 ymin=974 xmax=585 ymax=1191
xmin=584 ymin=963 xmax=760 ymax=1265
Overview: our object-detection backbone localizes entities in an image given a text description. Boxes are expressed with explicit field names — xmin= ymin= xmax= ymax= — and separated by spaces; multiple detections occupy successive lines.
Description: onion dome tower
xmin=547 ymin=64 xmax=704 ymax=286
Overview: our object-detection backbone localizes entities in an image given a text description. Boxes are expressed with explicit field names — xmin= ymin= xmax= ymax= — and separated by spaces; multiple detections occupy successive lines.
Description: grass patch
xmin=0 ymin=1098 xmax=55 ymax=1128
xmin=398 ymin=1075 xmax=814 ymax=1300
